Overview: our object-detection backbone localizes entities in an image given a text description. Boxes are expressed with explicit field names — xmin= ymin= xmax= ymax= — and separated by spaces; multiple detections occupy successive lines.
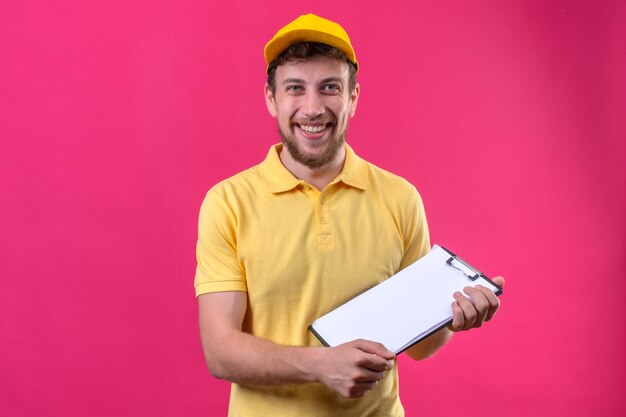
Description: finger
xmin=357 ymin=381 xmax=377 ymax=390
xmin=464 ymin=286 xmax=489 ymax=327
xmin=353 ymin=339 xmax=395 ymax=360
xmin=354 ymin=368 xmax=385 ymax=383
xmin=348 ymin=381 xmax=377 ymax=398
xmin=355 ymin=352 xmax=394 ymax=372
xmin=492 ymin=275 xmax=505 ymax=287
xmin=453 ymin=291 xmax=477 ymax=330
xmin=449 ymin=299 xmax=464 ymax=331
xmin=357 ymin=381 xmax=378 ymax=389
xmin=476 ymin=284 xmax=500 ymax=321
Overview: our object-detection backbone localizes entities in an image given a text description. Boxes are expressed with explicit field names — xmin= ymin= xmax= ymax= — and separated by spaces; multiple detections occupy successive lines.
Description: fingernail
xmin=387 ymin=360 xmax=395 ymax=369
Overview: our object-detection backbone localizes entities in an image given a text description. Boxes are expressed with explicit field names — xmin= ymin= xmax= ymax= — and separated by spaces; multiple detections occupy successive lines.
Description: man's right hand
xmin=313 ymin=339 xmax=396 ymax=398
xmin=199 ymin=292 xmax=395 ymax=398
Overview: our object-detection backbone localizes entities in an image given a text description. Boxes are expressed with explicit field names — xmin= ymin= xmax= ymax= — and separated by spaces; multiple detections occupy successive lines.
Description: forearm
xmin=198 ymin=292 xmax=395 ymax=398
xmin=203 ymin=327 xmax=323 ymax=386
xmin=405 ymin=327 xmax=453 ymax=361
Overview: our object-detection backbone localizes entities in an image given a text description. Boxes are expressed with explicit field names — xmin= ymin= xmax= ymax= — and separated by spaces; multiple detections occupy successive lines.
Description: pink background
xmin=1 ymin=1 xmax=624 ymax=416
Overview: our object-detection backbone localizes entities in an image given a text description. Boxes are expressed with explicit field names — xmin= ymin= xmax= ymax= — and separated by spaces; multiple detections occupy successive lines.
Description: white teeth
xmin=299 ymin=124 xmax=326 ymax=134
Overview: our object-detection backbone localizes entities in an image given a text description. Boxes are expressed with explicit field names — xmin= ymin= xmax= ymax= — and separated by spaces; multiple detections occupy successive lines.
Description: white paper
xmin=309 ymin=245 xmax=501 ymax=353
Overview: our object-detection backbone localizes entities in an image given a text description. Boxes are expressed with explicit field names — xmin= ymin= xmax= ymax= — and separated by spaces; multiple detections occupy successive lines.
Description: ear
xmin=348 ymin=82 xmax=360 ymax=118
xmin=264 ymin=83 xmax=278 ymax=118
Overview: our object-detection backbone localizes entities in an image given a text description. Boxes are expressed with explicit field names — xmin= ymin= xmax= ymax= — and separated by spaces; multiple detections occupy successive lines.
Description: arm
xmin=198 ymin=291 xmax=396 ymax=398
xmin=404 ymin=328 xmax=453 ymax=360
xmin=405 ymin=275 xmax=505 ymax=361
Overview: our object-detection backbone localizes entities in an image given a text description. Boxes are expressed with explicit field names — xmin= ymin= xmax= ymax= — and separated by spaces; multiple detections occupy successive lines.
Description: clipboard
xmin=308 ymin=245 xmax=503 ymax=354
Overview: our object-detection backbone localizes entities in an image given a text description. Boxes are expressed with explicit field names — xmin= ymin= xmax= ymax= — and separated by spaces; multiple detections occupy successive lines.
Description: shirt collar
xmin=337 ymin=143 xmax=368 ymax=190
xmin=259 ymin=143 xmax=368 ymax=193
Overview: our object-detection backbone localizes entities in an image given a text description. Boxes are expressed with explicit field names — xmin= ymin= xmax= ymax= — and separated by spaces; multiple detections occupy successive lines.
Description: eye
xmin=286 ymin=85 xmax=304 ymax=93
xmin=321 ymin=83 xmax=341 ymax=94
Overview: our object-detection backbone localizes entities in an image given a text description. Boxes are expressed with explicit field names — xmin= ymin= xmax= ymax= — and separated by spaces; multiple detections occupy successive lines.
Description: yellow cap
xmin=264 ymin=14 xmax=358 ymax=72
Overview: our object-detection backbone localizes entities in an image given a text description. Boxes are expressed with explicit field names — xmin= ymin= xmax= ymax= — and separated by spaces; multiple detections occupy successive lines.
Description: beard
xmin=278 ymin=123 xmax=346 ymax=170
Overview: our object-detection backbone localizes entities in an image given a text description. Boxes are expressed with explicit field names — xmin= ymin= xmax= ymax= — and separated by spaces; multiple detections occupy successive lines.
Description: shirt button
xmin=320 ymin=217 xmax=327 ymax=224
xmin=320 ymin=198 xmax=327 ymax=205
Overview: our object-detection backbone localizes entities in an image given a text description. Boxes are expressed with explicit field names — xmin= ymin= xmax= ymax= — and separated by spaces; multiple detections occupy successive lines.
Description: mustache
xmin=291 ymin=116 xmax=335 ymax=125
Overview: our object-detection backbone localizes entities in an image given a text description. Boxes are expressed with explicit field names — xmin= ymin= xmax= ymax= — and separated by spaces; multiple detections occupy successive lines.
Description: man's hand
xmin=199 ymin=293 xmax=394 ymax=396
xmin=448 ymin=276 xmax=505 ymax=332
xmin=314 ymin=339 xmax=395 ymax=399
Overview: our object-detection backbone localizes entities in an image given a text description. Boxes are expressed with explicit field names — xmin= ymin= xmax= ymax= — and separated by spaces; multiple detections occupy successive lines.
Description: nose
xmin=302 ymin=91 xmax=325 ymax=118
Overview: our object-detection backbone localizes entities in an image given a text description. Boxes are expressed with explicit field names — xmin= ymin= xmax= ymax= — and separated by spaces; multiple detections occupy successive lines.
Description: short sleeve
xmin=399 ymin=187 xmax=431 ymax=270
xmin=194 ymin=190 xmax=247 ymax=297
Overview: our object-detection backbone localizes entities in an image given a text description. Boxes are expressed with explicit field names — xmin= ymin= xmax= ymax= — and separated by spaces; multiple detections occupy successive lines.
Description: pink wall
xmin=1 ymin=1 xmax=624 ymax=416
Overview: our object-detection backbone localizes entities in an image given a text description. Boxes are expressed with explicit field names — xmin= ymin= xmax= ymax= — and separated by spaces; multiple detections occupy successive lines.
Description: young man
xmin=195 ymin=14 xmax=504 ymax=417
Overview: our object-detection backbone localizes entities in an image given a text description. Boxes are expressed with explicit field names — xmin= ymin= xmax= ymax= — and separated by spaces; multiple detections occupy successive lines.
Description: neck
xmin=279 ymin=145 xmax=346 ymax=191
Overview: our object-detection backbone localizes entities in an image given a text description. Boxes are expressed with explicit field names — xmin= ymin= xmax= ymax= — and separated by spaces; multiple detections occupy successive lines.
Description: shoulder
xmin=361 ymin=158 xmax=422 ymax=204
xmin=199 ymin=165 xmax=265 ymax=219
xmin=207 ymin=165 xmax=263 ymax=198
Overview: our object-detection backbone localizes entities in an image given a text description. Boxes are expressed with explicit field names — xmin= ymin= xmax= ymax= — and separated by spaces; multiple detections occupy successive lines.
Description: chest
xmin=236 ymin=188 xmax=405 ymax=318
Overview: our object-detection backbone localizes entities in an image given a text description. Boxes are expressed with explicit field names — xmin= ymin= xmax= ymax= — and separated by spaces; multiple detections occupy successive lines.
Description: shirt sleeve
xmin=399 ymin=187 xmax=431 ymax=270
xmin=194 ymin=189 xmax=247 ymax=297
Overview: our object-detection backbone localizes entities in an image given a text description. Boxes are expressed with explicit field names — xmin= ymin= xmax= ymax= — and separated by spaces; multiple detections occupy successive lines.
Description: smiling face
xmin=265 ymin=55 xmax=359 ymax=170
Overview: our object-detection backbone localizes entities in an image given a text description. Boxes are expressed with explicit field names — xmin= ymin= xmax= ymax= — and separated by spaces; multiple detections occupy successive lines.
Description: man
xmin=195 ymin=13 xmax=504 ymax=417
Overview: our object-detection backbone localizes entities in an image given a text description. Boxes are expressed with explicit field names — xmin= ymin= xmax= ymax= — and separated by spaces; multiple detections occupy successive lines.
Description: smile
xmin=297 ymin=124 xmax=331 ymax=134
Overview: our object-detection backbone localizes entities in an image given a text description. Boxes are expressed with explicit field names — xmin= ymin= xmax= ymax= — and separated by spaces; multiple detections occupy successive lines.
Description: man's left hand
xmin=448 ymin=276 xmax=505 ymax=332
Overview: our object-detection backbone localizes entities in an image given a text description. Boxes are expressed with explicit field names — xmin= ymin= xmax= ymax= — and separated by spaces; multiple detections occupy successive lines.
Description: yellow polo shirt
xmin=195 ymin=143 xmax=430 ymax=417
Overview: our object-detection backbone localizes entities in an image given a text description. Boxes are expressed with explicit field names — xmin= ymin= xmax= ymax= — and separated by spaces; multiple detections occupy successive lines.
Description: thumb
xmin=492 ymin=275 xmax=505 ymax=287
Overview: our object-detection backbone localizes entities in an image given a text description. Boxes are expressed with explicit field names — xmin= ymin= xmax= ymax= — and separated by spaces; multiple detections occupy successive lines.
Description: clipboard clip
xmin=445 ymin=255 xmax=482 ymax=281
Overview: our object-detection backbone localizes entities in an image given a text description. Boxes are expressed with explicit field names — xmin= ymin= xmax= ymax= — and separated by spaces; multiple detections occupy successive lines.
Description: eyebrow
xmin=281 ymin=77 xmax=345 ymax=85
xmin=281 ymin=78 xmax=306 ymax=85
xmin=320 ymin=77 xmax=344 ymax=84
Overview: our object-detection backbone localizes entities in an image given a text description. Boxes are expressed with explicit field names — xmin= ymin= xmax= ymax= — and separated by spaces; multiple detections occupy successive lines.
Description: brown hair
xmin=267 ymin=42 xmax=357 ymax=94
